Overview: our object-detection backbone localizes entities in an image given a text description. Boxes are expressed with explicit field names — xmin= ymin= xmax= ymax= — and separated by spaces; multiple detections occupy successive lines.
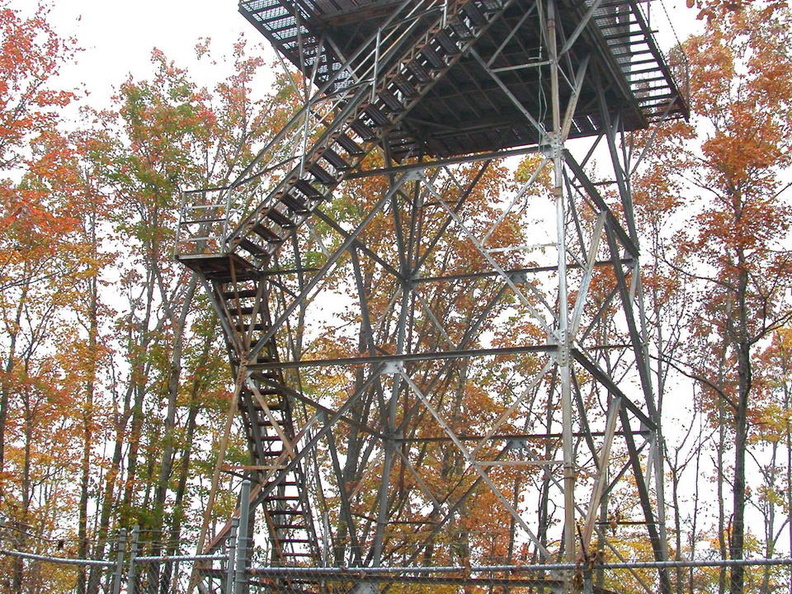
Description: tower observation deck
xmin=177 ymin=0 xmax=688 ymax=592
xmin=241 ymin=0 xmax=687 ymax=157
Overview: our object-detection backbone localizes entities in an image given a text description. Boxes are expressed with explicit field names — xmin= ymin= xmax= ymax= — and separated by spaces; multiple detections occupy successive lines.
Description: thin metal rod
xmin=0 ymin=549 xmax=114 ymax=567
xmin=581 ymin=397 xmax=621 ymax=546
xmin=189 ymin=363 xmax=244 ymax=594
xmin=131 ymin=554 xmax=227 ymax=563
xmin=226 ymin=518 xmax=238 ymax=594
xmin=346 ymin=145 xmax=544 ymax=179
xmin=249 ymin=345 xmax=556 ymax=370
xmin=245 ymin=558 xmax=792 ymax=575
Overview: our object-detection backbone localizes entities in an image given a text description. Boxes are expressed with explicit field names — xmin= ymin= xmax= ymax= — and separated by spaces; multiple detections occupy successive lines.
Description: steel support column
xmin=177 ymin=0 xmax=688 ymax=591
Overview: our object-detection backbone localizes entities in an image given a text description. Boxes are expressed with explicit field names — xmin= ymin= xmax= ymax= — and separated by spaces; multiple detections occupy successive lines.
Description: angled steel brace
xmin=401 ymin=371 xmax=557 ymax=564
xmin=247 ymin=171 xmax=418 ymax=361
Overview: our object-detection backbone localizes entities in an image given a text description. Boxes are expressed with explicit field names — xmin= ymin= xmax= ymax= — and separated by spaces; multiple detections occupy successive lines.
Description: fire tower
xmin=177 ymin=0 xmax=687 ymax=591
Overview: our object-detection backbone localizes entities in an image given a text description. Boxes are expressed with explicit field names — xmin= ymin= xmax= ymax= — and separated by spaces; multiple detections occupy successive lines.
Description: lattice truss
xmin=176 ymin=0 xmax=687 ymax=591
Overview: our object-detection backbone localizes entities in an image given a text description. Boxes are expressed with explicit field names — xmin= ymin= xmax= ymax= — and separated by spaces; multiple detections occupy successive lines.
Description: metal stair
xmin=197 ymin=262 xmax=321 ymax=569
xmin=179 ymin=0 xmax=515 ymax=263
xmin=588 ymin=0 xmax=688 ymax=120
xmin=177 ymin=0 xmax=517 ymax=571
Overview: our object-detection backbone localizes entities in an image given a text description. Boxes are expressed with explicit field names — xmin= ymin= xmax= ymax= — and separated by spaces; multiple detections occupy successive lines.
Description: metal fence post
xmin=127 ymin=525 xmax=140 ymax=594
xmin=111 ymin=529 xmax=127 ymax=594
xmin=226 ymin=517 xmax=239 ymax=594
xmin=235 ymin=481 xmax=251 ymax=594
xmin=583 ymin=567 xmax=594 ymax=594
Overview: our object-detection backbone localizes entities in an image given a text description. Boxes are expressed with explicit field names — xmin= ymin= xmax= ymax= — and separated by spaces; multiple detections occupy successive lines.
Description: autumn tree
xmin=636 ymin=5 xmax=792 ymax=593
xmin=0 ymin=6 xmax=292 ymax=587
xmin=742 ymin=334 xmax=789 ymax=591
xmin=0 ymin=4 xmax=98 ymax=591
xmin=74 ymin=40 xmax=292 ymax=592
xmin=0 ymin=0 xmax=76 ymax=482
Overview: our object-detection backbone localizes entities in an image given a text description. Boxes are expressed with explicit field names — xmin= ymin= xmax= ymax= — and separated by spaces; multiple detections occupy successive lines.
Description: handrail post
xmin=127 ymin=525 xmax=140 ymax=594
xmin=234 ymin=481 xmax=251 ymax=594
xmin=111 ymin=529 xmax=127 ymax=594
xmin=226 ymin=517 xmax=239 ymax=594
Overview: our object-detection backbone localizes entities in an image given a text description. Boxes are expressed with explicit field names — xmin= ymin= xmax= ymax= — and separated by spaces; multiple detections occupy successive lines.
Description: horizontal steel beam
xmin=396 ymin=429 xmax=649 ymax=442
xmin=413 ymin=258 xmax=634 ymax=284
xmin=345 ymin=145 xmax=545 ymax=179
xmin=249 ymin=345 xmax=557 ymax=370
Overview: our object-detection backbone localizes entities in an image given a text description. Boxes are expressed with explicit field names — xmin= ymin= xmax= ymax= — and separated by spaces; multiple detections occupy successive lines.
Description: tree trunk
xmin=0 ymin=280 xmax=27 ymax=489
xmin=729 ymin=259 xmax=751 ymax=594
xmin=77 ymin=215 xmax=100 ymax=593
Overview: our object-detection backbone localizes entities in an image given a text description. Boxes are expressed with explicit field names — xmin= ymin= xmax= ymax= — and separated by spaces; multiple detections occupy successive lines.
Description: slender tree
xmin=636 ymin=5 xmax=792 ymax=592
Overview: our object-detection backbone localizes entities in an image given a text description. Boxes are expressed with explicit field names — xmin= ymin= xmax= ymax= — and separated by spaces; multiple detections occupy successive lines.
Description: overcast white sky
xmin=25 ymin=0 xmax=275 ymax=105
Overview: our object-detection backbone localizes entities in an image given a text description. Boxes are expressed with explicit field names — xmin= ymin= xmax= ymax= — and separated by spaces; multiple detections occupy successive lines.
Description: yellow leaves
xmin=700 ymin=109 xmax=787 ymax=190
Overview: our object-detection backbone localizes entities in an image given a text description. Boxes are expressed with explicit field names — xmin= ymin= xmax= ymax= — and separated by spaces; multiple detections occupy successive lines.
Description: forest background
xmin=0 ymin=0 xmax=790 ymax=592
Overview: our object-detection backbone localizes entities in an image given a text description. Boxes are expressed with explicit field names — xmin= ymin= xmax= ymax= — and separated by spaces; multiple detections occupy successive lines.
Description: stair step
xmin=321 ymin=147 xmax=351 ymax=170
xmin=435 ymin=30 xmax=460 ymax=54
xmin=221 ymin=288 xmax=258 ymax=299
xmin=335 ymin=133 xmax=364 ymax=156
xmin=252 ymin=223 xmax=283 ymax=243
xmin=266 ymin=480 xmax=299 ymax=488
xmin=235 ymin=323 xmax=264 ymax=332
xmin=293 ymin=179 xmax=322 ymax=201
xmin=253 ymin=400 xmax=285 ymax=410
xmin=255 ymin=445 xmax=286 ymax=455
xmin=267 ymin=208 xmax=298 ymax=229
xmin=256 ymin=426 xmax=283 ymax=434
xmin=280 ymin=192 xmax=309 ymax=215
xmin=308 ymin=162 xmax=336 ymax=184
xmin=250 ymin=390 xmax=283 ymax=399
xmin=449 ymin=17 xmax=474 ymax=40
xmin=255 ymin=419 xmax=287 ymax=429
xmin=364 ymin=104 xmax=391 ymax=126
xmin=406 ymin=60 xmax=432 ymax=83
xmin=392 ymin=74 xmax=419 ymax=98
xmin=253 ymin=406 xmax=286 ymax=416
xmin=463 ymin=2 xmax=487 ymax=26
xmin=350 ymin=119 xmax=377 ymax=141
xmin=421 ymin=46 xmax=445 ymax=69
xmin=238 ymin=238 xmax=267 ymax=256
xmin=378 ymin=90 xmax=404 ymax=112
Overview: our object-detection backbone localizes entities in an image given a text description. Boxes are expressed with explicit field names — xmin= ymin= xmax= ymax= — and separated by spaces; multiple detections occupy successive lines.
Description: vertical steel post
xmin=584 ymin=568 xmax=594 ymax=594
xmin=127 ymin=525 xmax=140 ymax=594
xmin=226 ymin=517 xmax=239 ymax=594
xmin=372 ymin=203 xmax=414 ymax=567
xmin=111 ymin=529 xmax=127 ymax=594
xmin=235 ymin=481 xmax=251 ymax=594
xmin=547 ymin=0 xmax=576 ymax=583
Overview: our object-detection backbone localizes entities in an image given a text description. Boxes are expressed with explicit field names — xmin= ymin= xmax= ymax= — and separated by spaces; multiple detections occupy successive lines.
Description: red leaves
xmin=0 ymin=3 xmax=76 ymax=169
